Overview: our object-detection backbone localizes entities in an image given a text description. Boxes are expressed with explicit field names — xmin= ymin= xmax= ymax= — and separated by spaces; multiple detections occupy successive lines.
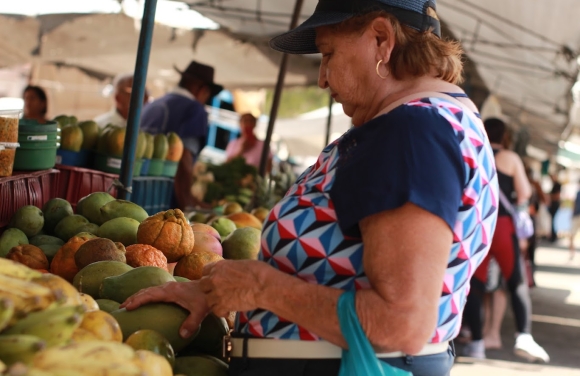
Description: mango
xmin=221 ymin=227 xmax=261 ymax=260
xmin=143 ymin=133 xmax=154 ymax=160
xmin=98 ymin=217 xmax=140 ymax=246
xmin=251 ymin=207 xmax=270 ymax=223
xmin=0 ymin=228 xmax=29 ymax=257
xmin=73 ymin=261 xmax=133 ymax=299
xmin=60 ymin=124 xmax=84 ymax=152
xmin=125 ymin=329 xmax=175 ymax=368
xmin=225 ymin=212 xmax=262 ymax=230
xmin=223 ymin=202 xmax=243 ymax=215
xmin=191 ymin=223 xmax=221 ymax=241
xmin=79 ymin=120 xmax=100 ymax=150
xmin=38 ymin=244 xmax=61 ymax=262
xmin=173 ymin=276 xmax=190 ymax=282
xmin=173 ymin=356 xmax=228 ymax=376
xmin=75 ymin=223 xmax=100 ymax=236
xmin=209 ymin=217 xmax=236 ymax=239
xmin=135 ymin=132 xmax=147 ymax=160
xmin=153 ymin=134 xmax=169 ymax=160
xmin=42 ymin=198 xmax=74 ymax=235
xmin=9 ymin=205 xmax=44 ymax=237
xmin=107 ymin=127 xmax=126 ymax=158
xmin=100 ymin=266 xmax=175 ymax=303
xmin=95 ymin=299 xmax=121 ymax=313
xmin=166 ymin=132 xmax=184 ymax=162
xmin=29 ymin=235 xmax=64 ymax=247
xmin=77 ymin=192 xmax=116 ymax=225
xmin=110 ymin=303 xmax=198 ymax=352
xmin=73 ymin=232 xmax=98 ymax=240
xmin=54 ymin=215 xmax=90 ymax=242
xmin=192 ymin=232 xmax=222 ymax=256
xmin=180 ymin=314 xmax=228 ymax=359
xmin=74 ymin=238 xmax=126 ymax=270
xmin=100 ymin=200 xmax=148 ymax=223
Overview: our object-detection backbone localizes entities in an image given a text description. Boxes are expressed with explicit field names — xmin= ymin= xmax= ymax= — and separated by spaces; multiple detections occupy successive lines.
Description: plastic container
xmin=0 ymin=143 xmax=20 ymax=177
xmin=56 ymin=149 xmax=91 ymax=167
xmin=18 ymin=119 xmax=58 ymax=142
xmin=94 ymin=153 xmax=142 ymax=177
xmin=0 ymin=109 xmax=21 ymax=143
xmin=147 ymin=158 xmax=164 ymax=176
xmin=162 ymin=161 xmax=178 ymax=178
xmin=14 ymin=144 xmax=57 ymax=171
xmin=131 ymin=176 xmax=174 ymax=214
xmin=54 ymin=164 xmax=118 ymax=212
xmin=0 ymin=169 xmax=60 ymax=228
xmin=140 ymin=159 xmax=151 ymax=176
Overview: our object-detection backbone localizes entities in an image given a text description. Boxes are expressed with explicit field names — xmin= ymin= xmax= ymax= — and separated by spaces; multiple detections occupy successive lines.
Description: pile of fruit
xmin=0 ymin=192 xmax=267 ymax=375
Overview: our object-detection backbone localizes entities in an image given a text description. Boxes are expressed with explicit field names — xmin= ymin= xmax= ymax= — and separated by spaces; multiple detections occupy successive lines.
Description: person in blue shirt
xmin=140 ymin=61 xmax=223 ymax=209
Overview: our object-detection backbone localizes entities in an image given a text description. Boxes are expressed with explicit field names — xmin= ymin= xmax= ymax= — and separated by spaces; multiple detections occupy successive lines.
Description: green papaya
xmin=76 ymin=192 xmax=115 ymax=225
xmin=72 ymin=261 xmax=133 ymax=299
xmin=99 ymin=266 xmax=175 ymax=303
xmin=179 ymin=314 xmax=229 ymax=358
xmin=99 ymin=200 xmax=148 ymax=223
xmin=97 ymin=217 xmax=140 ymax=246
xmin=95 ymin=299 xmax=121 ymax=313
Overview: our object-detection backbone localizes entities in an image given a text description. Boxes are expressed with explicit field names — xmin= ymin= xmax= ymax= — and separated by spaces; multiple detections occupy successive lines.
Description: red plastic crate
xmin=54 ymin=164 xmax=118 ymax=211
xmin=0 ymin=169 xmax=60 ymax=228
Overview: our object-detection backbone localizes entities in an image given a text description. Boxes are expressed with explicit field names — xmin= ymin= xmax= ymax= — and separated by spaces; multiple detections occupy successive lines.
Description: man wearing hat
xmin=140 ymin=60 xmax=223 ymax=210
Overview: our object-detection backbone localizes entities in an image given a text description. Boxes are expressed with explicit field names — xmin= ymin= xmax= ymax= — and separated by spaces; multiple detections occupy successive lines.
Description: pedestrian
xmin=122 ymin=1 xmax=498 ymax=374
xmin=140 ymin=61 xmax=223 ymax=210
xmin=225 ymin=113 xmax=272 ymax=171
xmin=549 ymin=173 xmax=562 ymax=243
xmin=22 ymin=85 xmax=49 ymax=124
xmin=463 ymin=118 xmax=549 ymax=362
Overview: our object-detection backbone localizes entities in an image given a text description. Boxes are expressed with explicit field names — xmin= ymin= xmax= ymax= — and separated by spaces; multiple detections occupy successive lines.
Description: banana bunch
xmin=0 ymin=271 xmax=55 ymax=324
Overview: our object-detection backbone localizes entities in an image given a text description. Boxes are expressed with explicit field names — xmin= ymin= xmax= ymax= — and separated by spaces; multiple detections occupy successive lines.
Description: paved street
xmin=452 ymin=243 xmax=580 ymax=375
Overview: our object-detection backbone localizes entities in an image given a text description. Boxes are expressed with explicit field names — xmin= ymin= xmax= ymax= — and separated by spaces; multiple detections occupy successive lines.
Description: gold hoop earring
xmin=376 ymin=59 xmax=389 ymax=79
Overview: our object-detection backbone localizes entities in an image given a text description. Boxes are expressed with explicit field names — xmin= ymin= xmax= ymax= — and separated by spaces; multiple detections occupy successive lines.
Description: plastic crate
xmin=131 ymin=176 xmax=174 ymax=215
xmin=54 ymin=164 xmax=118 ymax=211
xmin=0 ymin=169 xmax=60 ymax=228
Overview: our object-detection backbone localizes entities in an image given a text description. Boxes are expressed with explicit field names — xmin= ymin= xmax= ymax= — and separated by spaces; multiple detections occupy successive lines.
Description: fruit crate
xmin=131 ymin=176 xmax=174 ymax=215
xmin=0 ymin=169 xmax=60 ymax=228
xmin=54 ymin=164 xmax=118 ymax=212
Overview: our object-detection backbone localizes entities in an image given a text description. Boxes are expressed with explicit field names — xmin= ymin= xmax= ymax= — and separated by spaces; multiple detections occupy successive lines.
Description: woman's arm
xmin=510 ymin=152 xmax=532 ymax=204
xmin=202 ymin=202 xmax=452 ymax=355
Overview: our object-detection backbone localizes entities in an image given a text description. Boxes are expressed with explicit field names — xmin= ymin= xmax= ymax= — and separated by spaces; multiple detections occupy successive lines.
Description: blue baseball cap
xmin=270 ymin=0 xmax=440 ymax=54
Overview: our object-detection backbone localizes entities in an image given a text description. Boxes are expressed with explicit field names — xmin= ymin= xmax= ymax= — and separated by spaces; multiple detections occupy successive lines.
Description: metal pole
xmin=118 ymin=0 xmax=158 ymax=200
xmin=324 ymin=93 xmax=333 ymax=146
xmin=259 ymin=0 xmax=304 ymax=177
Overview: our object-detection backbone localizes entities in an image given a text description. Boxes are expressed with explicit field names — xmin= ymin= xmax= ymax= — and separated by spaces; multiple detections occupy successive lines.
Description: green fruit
xmin=125 ymin=329 xmax=175 ymax=368
xmin=180 ymin=314 xmax=228 ymax=357
xmin=9 ymin=205 xmax=44 ymax=237
xmin=97 ymin=217 xmax=140 ymax=246
xmin=0 ymin=228 xmax=29 ymax=258
xmin=173 ymin=276 xmax=190 ymax=282
xmin=28 ymin=235 xmax=64 ymax=247
xmin=210 ymin=218 xmax=237 ymax=238
xmin=75 ymin=223 xmax=100 ymax=236
xmin=143 ymin=133 xmax=154 ymax=160
xmin=78 ymin=120 xmax=99 ymax=150
xmin=189 ymin=212 xmax=210 ymax=224
xmin=42 ymin=198 xmax=74 ymax=235
xmin=173 ymin=356 xmax=229 ymax=376
xmin=0 ymin=334 xmax=46 ymax=366
xmin=100 ymin=266 xmax=175 ymax=303
xmin=100 ymin=200 xmax=148 ymax=223
xmin=221 ymin=227 xmax=261 ymax=260
xmin=135 ymin=132 xmax=148 ymax=160
xmin=60 ymin=125 xmax=84 ymax=152
xmin=38 ymin=244 xmax=61 ymax=262
xmin=0 ymin=299 xmax=15 ymax=332
xmin=74 ymin=238 xmax=126 ymax=270
xmin=76 ymin=192 xmax=116 ymax=225
xmin=73 ymin=232 xmax=98 ymax=240
xmin=95 ymin=299 xmax=121 ymax=313
xmin=110 ymin=303 xmax=198 ymax=352
xmin=54 ymin=215 xmax=89 ymax=242
xmin=73 ymin=261 xmax=133 ymax=299
xmin=153 ymin=134 xmax=169 ymax=160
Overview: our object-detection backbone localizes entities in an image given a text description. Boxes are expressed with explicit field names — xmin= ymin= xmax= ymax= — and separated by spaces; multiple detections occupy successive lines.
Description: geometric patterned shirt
xmin=237 ymin=97 xmax=498 ymax=343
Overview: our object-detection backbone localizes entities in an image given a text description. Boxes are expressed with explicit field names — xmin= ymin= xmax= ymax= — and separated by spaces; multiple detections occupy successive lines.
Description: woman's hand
xmin=120 ymin=281 xmax=209 ymax=338
xmin=199 ymin=260 xmax=269 ymax=317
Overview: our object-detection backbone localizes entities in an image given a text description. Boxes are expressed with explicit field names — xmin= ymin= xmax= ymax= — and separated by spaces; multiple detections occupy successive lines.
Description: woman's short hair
xmin=240 ymin=113 xmax=257 ymax=125
xmin=23 ymin=85 xmax=48 ymax=115
xmin=332 ymin=10 xmax=464 ymax=84
xmin=484 ymin=118 xmax=507 ymax=144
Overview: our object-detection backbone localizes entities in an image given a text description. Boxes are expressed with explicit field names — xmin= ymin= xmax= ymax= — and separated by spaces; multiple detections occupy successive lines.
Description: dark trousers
xmin=548 ymin=202 xmax=560 ymax=242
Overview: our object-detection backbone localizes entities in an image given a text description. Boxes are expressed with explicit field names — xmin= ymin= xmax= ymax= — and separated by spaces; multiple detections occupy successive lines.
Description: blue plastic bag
xmin=337 ymin=291 xmax=412 ymax=376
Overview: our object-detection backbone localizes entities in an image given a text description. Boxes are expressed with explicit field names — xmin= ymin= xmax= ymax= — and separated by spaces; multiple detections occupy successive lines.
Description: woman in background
xmin=23 ymin=85 xmax=49 ymax=124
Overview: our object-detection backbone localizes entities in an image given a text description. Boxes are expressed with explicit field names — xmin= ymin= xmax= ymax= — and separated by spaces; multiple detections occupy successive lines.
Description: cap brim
xmin=269 ymin=11 xmax=354 ymax=54
xmin=209 ymin=83 xmax=224 ymax=98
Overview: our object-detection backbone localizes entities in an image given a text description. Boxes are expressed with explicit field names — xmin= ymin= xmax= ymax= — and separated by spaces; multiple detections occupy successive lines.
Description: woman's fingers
xmin=179 ymin=313 xmax=203 ymax=339
xmin=120 ymin=283 xmax=173 ymax=310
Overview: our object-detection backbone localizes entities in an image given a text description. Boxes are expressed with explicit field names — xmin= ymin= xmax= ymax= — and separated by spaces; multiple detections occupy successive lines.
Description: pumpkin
xmin=125 ymin=244 xmax=168 ymax=270
xmin=50 ymin=235 xmax=93 ymax=282
xmin=6 ymin=244 xmax=49 ymax=270
xmin=136 ymin=209 xmax=194 ymax=263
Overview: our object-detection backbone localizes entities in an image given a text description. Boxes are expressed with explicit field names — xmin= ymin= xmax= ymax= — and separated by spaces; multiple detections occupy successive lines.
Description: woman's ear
xmin=369 ymin=17 xmax=395 ymax=63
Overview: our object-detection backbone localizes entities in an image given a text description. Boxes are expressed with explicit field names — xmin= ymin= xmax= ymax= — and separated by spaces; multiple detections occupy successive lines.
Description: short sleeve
xmin=330 ymin=105 xmax=465 ymax=235
xmin=179 ymin=101 xmax=209 ymax=140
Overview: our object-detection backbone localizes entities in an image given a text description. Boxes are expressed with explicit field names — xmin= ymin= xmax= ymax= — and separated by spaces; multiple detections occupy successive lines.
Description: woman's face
xmin=315 ymin=25 xmax=377 ymax=123
xmin=23 ymin=90 xmax=46 ymax=118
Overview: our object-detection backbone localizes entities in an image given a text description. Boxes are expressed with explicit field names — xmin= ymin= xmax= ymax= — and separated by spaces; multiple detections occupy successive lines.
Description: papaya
xmin=110 ymin=303 xmax=199 ymax=352
xmin=78 ymin=310 xmax=123 ymax=342
xmin=100 ymin=200 xmax=148 ymax=223
xmin=96 ymin=125 xmax=115 ymax=154
xmin=42 ymin=198 xmax=74 ymax=234
xmin=72 ymin=260 xmax=133 ymax=299
xmin=99 ymin=266 xmax=175 ymax=303
xmin=125 ymin=329 xmax=175 ymax=368
xmin=54 ymin=215 xmax=90 ymax=242
xmin=0 ymin=228 xmax=29 ymax=257
xmin=153 ymin=134 xmax=169 ymax=160
xmin=9 ymin=205 xmax=44 ymax=237
xmin=107 ymin=127 xmax=126 ymax=158
xmin=79 ymin=120 xmax=100 ymax=150
xmin=173 ymin=356 xmax=228 ymax=376
xmin=96 ymin=299 xmax=121 ymax=313
xmin=77 ymin=192 xmax=116 ymax=225
xmin=143 ymin=133 xmax=154 ymax=159
xmin=60 ymin=124 xmax=84 ymax=152
xmin=98 ymin=217 xmax=140 ymax=246
xmin=135 ymin=132 xmax=147 ymax=159
xmin=166 ymin=132 xmax=184 ymax=162
xmin=74 ymin=238 xmax=127 ymax=270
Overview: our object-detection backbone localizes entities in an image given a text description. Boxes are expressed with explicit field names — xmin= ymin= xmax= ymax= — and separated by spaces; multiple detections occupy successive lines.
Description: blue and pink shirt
xmin=237 ymin=97 xmax=498 ymax=343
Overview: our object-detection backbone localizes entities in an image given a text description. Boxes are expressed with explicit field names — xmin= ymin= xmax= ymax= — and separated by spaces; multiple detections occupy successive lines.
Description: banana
xmin=3 ymin=305 xmax=84 ymax=347
xmin=0 ymin=259 xmax=43 ymax=281
xmin=0 ymin=359 xmax=5 ymax=373
xmin=31 ymin=274 xmax=83 ymax=307
xmin=0 ymin=334 xmax=46 ymax=366
xmin=0 ymin=275 xmax=56 ymax=321
xmin=0 ymin=298 xmax=15 ymax=332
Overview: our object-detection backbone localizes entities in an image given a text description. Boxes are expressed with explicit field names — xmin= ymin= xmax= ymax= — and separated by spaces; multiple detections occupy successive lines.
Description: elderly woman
xmin=122 ymin=0 xmax=498 ymax=375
